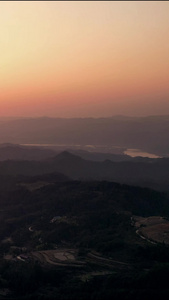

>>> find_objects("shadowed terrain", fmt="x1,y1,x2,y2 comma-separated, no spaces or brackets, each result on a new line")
0,149,169,191
0,179,169,299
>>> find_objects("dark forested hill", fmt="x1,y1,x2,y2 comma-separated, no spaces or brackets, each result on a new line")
0,151,169,191
0,179,169,299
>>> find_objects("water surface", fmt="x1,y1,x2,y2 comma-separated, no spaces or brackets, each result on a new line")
124,148,160,158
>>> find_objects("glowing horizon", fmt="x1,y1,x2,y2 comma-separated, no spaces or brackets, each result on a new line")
0,1,169,117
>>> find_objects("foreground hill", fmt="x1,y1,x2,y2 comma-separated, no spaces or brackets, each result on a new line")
1,179,169,299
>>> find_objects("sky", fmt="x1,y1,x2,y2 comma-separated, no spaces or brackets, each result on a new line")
0,1,169,118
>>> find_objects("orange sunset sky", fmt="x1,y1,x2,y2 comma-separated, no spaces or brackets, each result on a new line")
0,1,169,117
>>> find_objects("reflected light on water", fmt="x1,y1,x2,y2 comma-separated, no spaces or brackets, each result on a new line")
124,149,161,158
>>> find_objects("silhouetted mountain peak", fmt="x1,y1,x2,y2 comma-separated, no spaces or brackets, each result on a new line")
53,151,83,162
103,159,113,165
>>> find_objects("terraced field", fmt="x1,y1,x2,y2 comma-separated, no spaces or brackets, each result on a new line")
30,249,85,268
28,248,133,273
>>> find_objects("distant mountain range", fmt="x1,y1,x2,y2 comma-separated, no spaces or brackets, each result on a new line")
0,143,154,162
0,115,169,155
0,143,56,161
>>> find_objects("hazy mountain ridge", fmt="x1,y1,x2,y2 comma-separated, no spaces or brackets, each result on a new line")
0,116,169,155
0,143,57,161
0,143,155,162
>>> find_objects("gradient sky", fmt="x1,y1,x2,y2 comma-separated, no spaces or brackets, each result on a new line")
0,1,169,117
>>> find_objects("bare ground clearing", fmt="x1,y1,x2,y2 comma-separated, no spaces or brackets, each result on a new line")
133,216,169,244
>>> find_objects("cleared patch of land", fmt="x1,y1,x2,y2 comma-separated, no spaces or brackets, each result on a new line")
133,216,169,244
